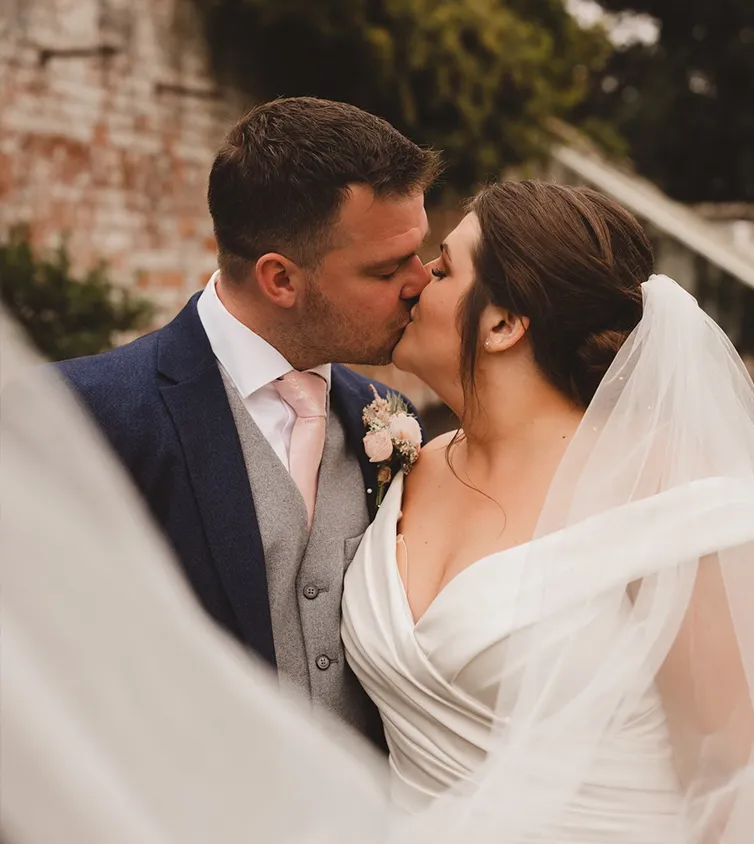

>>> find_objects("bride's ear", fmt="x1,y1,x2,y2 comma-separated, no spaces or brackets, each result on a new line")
481,307,530,354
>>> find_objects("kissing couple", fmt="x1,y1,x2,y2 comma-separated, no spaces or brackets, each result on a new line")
6,97,754,844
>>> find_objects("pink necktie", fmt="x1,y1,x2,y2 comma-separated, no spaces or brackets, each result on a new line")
274,371,328,529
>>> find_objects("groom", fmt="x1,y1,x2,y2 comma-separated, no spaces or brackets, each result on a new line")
58,98,440,746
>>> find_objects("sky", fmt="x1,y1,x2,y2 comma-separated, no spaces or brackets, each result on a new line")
566,0,659,47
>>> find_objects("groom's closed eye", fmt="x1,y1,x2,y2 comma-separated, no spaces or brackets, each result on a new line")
365,253,419,279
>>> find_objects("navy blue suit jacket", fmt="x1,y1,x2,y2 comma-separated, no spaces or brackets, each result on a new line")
58,294,423,676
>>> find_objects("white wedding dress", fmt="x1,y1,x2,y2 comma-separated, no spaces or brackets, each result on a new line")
344,471,708,840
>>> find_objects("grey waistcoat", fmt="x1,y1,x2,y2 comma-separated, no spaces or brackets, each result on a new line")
221,370,376,734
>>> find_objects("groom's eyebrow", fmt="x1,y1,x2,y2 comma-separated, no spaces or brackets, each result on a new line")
365,252,419,272
364,225,431,273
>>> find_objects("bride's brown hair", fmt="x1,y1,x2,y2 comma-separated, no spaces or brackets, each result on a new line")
459,181,653,413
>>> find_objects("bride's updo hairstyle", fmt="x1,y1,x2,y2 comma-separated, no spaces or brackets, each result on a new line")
462,181,654,408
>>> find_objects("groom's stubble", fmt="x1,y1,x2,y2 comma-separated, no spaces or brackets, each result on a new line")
283,272,408,368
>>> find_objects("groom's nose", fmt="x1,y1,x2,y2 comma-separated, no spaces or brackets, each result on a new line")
400,257,431,300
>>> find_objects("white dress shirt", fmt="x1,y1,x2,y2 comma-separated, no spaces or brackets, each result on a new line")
197,272,332,472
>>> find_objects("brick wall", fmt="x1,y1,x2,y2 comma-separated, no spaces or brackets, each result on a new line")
0,0,242,323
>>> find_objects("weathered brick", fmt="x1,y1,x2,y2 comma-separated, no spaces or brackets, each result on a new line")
0,0,234,323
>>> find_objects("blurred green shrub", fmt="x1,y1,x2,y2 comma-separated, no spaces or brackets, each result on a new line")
0,226,155,361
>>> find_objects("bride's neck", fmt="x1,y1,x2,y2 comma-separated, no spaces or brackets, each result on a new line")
461,371,583,466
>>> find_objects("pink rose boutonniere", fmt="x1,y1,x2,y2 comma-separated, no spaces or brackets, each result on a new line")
362,385,422,506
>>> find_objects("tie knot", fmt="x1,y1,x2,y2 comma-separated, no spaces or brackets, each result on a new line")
275,371,328,419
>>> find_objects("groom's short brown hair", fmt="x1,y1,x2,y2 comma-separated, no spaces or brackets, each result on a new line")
208,97,441,282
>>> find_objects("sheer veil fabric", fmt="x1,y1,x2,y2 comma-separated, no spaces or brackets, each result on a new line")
3,274,754,843
402,274,754,843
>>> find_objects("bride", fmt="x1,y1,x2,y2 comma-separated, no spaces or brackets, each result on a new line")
342,180,754,841
4,180,754,844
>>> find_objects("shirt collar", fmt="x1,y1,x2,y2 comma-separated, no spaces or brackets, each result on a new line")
197,271,332,398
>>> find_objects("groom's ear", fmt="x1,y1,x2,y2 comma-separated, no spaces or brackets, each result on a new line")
255,253,305,308
481,306,530,354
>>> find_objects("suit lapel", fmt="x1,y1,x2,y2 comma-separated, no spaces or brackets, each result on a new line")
156,296,276,667
330,366,382,520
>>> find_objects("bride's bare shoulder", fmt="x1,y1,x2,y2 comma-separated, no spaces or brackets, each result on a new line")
422,429,460,455
407,430,460,483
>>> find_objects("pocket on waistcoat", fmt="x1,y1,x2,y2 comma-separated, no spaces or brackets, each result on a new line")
343,533,366,570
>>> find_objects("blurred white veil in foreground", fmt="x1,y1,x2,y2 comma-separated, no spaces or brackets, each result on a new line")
0,307,389,844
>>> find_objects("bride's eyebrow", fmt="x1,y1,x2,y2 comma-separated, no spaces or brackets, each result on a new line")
440,242,453,267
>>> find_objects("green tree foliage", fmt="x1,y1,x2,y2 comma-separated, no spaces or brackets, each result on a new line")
0,227,155,361
575,0,754,202
195,0,610,190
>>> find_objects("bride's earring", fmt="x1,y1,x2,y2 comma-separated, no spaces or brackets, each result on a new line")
484,339,491,349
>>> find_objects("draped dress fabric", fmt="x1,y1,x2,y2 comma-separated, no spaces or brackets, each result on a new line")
342,473,691,841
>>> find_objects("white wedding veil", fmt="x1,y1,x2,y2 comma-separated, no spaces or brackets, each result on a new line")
3,274,754,844
402,274,754,843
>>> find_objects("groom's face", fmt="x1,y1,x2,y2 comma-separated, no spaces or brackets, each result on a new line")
300,185,430,366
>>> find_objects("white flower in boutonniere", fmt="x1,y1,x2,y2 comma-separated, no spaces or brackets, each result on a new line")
362,385,422,506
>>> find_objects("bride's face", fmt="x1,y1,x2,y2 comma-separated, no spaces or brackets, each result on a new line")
392,213,481,400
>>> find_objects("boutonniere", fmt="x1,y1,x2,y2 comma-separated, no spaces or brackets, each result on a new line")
362,385,422,506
